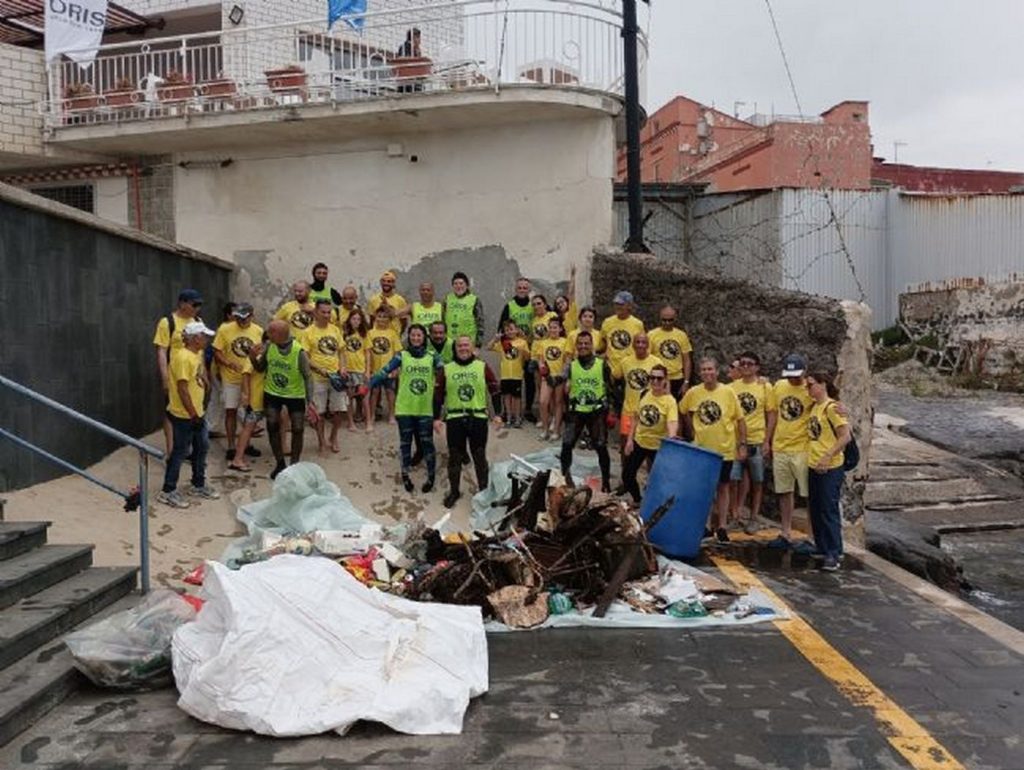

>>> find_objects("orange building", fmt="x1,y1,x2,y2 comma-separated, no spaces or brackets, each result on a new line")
617,95,872,192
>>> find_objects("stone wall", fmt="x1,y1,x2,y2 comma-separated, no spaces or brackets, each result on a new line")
591,247,873,541
0,43,46,161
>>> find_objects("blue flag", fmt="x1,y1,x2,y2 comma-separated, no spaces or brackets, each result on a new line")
328,0,366,30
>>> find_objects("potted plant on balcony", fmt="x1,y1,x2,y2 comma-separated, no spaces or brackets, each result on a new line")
64,82,99,111
158,71,194,101
264,64,307,92
199,72,237,98
104,77,139,108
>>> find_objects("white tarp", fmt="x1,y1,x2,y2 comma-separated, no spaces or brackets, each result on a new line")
45,0,109,66
172,556,488,736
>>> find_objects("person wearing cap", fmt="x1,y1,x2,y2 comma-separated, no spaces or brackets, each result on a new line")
647,305,692,400
274,281,316,332
728,351,776,532
158,320,221,508
255,319,320,479
228,332,268,473
599,291,645,367
309,262,343,307
367,271,408,336
212,302,264,465
154,289,204,456
443,271,483,347
302,298,347,454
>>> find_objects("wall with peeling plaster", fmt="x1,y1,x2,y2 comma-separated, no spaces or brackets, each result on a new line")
169,114,612,320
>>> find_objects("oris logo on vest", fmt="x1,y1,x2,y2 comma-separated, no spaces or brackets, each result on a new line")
49,0,106,27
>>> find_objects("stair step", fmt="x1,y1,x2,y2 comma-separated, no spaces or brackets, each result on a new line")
0,546,94,611
0,567,138,671
0,593,138,747
0,522,49,562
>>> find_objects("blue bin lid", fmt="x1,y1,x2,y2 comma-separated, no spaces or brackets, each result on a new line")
659,437,725,460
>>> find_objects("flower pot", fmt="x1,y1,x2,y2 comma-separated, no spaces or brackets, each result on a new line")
199,79,237,98
391,56,432,79
104,89,139,107
265,69,307,91
158,83,194,101
66,95,99,111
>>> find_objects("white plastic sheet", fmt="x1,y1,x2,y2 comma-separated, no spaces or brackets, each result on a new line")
172,556,488,737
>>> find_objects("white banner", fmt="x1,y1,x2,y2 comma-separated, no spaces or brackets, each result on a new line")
45,0,110,67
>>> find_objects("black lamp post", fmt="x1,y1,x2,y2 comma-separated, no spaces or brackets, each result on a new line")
621,0,649,253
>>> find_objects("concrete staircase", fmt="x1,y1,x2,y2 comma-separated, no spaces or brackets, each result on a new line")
0,521,137,746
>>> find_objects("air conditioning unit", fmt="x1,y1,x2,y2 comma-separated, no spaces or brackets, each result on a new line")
696,120,709,138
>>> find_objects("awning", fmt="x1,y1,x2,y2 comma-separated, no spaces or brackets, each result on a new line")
0,0,154,46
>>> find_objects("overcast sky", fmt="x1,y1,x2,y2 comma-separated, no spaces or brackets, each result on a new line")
642,0,1024,171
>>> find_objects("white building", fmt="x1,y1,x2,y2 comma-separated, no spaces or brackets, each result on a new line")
0,0,648,316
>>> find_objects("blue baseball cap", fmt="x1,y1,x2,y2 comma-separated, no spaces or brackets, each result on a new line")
781,354,806,377
178,288,203,303
613,290,634,305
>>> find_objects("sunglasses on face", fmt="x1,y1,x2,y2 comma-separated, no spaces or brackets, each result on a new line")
660,318,675,323
650,375,666,381
740,359,757,366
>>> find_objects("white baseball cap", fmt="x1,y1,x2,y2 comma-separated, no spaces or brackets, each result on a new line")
183,320,216,337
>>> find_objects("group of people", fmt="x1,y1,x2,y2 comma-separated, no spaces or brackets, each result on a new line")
152,262,853,572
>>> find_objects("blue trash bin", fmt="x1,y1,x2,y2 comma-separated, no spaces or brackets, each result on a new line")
639,438,723,559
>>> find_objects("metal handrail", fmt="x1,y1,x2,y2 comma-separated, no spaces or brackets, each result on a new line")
0,373,163,593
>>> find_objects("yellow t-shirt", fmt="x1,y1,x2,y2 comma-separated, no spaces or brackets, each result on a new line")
809,400,848,470
634,391,679,451
367,292,408,335
647,328,693,380
336,304,357,330
612,354,664,415
679,383,743,461
343,332,370,374
152,312,193,353
771,379,815,453
537,337,570,377
491,338,529,381
212,320,264,385
167,348,206,419
530,311,558,342
302,322,343,379
368,326,402,372
562,301,579,334
565,328,602,358
275,300,315,332
599,314,645,364
729,379,774,445
241,359,266,412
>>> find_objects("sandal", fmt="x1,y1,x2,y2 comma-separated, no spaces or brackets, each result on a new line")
227,462,252,472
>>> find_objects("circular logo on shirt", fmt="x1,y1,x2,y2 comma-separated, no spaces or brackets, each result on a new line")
503,345,520,360
697,399,722,426
611,329,632,350
371,336,391,355
658,339,680,360
533,323,549,339
317,336,339,355
780,396,804,421
576,389,598,406
346,336,363,352
638,403,662,427
545,345,562,362
457,384,475,403
409,378,428,395
290,310,313,329
271,373,289,390
738,392,757,415
626,368,650,391
808,415,822,440
230,336,254,358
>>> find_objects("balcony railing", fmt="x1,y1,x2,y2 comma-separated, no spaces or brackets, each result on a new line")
46,0,647,129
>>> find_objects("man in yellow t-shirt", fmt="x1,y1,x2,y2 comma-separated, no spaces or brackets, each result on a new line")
303,299,347,453
159,321,220,509
336,285,360,330
368,306,404,426
728,351,776,530
610,333,663,442
599,290,645,367
647,305,693,400
367,270,409,336
274,281,316,332
212,302,264,462
679,357,747,542
153,288,204,455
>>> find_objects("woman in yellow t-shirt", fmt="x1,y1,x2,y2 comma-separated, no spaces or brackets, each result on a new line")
806,371,851,572
343,308,373,432
554,264,579,334
535,316,568,441
565,306,602,362
623,364,678,502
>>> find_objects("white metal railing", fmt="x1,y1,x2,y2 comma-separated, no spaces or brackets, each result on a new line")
47,0,647,129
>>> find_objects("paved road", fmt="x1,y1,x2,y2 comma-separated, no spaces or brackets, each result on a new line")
2,543,1022,770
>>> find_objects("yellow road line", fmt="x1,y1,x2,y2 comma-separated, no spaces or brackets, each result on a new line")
711,555,964,770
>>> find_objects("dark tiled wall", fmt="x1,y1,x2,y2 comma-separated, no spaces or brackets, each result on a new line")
0,199,231,490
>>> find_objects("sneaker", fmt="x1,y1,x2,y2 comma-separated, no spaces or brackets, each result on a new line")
791,540,819,557
270,460,287,480
743,520,761,535
443,490,461,509
189,485,221,500
512,417,523,429
703,528,714,540
715,527,730,543
822,556,840,572
421,479,434,494
765,535,791,550
402,475,414,493
158,490,190,509
244,445,262,458
539,429,550,441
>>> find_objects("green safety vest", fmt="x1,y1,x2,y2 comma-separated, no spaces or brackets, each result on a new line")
395,351,435,417
569,358,606,413
431,338,455,364
506,299,534,339
265,341,305,398
444,359,487,417
411,302,443,328
445,292,478,342
308,285,334,305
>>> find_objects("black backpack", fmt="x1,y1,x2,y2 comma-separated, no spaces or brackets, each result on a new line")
826,401,860,472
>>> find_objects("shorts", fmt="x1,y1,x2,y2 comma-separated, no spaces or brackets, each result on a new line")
500,379,522,398
669,379,686,400
242,406,264,425
543,374,565,389
373,377,396,392
730,444,765,483
717,462,733,485
222,382,242,410
312,380,349,414
774,450,809,496
347,372,368,389
263,393,306,416
619,413,635,438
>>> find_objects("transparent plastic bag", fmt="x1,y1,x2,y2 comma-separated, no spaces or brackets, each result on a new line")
64,589,197,690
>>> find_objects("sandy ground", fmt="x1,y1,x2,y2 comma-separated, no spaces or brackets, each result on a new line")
2,419,561,590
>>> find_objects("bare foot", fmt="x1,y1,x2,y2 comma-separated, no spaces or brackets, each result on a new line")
365,426,374,434
388,417,397,426
331,441,341,453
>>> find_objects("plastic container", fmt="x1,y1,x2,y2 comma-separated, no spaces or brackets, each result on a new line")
639,438,723,559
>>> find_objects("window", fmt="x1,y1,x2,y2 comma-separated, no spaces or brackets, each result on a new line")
31,184,95,214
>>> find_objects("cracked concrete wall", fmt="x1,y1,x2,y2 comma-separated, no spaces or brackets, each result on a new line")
591,247,872,542
170,114,613,319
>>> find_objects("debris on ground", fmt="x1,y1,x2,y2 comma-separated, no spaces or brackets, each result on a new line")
874,359,963,397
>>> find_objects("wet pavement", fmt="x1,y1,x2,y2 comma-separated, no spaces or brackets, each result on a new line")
944,529,1024,631
2,541,1023,770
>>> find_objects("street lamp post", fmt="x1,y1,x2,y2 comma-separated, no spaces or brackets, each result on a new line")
622,0,649,253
